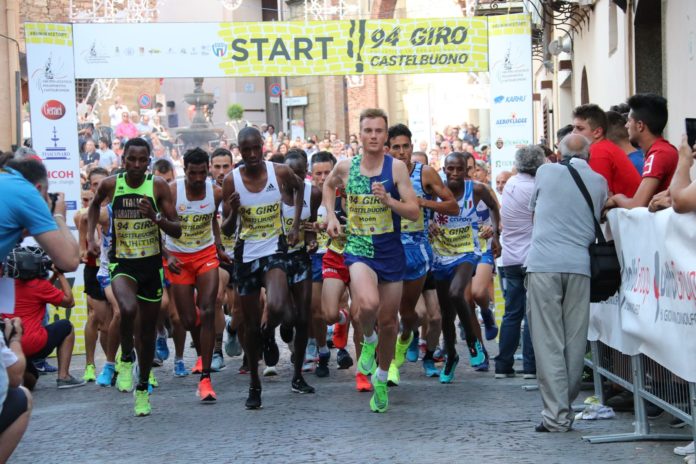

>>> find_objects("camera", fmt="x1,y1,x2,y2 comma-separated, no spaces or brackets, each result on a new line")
3,246,52,280
48,192,59,214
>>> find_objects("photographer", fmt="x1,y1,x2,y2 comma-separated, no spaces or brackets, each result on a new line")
0,318,32,463
3,247,84,390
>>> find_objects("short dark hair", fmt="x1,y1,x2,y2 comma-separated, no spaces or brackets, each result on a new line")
609,102,630,116
556,124,574,141
99,136,111,148
152,158,173,174
267,124,275,131
268,153,285,163
573,104,607,135
412,151,428,164
211,147,232,162
123,137,151,157
445,151,474,168
6,157,47,185
311,150,336,167
88,166,109,181
605,110,629,142
183,148,209,169
387,124,412,145
627,93,668,135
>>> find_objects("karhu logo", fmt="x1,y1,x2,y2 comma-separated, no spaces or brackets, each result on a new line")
266,183,277,192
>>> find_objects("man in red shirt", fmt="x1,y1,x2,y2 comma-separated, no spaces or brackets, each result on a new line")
605,93,678,210
572,104,641,197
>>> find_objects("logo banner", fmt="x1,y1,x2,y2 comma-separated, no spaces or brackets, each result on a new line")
72,19,488,78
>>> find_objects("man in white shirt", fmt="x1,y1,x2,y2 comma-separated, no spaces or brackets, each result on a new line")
108,96,129,129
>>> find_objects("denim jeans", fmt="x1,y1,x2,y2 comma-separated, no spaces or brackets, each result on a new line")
494,265,535,374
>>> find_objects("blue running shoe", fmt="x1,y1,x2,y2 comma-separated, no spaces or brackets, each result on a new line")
174,359,190,377
96,363,116,386
469,341,485,367
474,350,490,372
423,359,439,377
406,333,420,363
33,359,58,375
156,336,170,361
480,308,499,340
439,355,459,384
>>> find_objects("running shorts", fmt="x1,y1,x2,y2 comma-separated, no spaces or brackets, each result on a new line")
234,253,286,296
284,251,311,285
311,253,324,283
110,259,164,302
84,265,106,301
403,242,433,282
322,249,350,285
164,244,219,286
219,260,236,288
432,253,480,282
344,248,405,283
479,249,495,267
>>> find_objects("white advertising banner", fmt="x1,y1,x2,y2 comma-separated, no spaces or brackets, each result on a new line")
487,14,534,187
588,209,696,382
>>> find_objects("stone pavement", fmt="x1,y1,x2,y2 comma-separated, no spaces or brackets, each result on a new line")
10,335,690,464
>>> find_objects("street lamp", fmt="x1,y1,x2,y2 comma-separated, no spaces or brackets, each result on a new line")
0,31,22,147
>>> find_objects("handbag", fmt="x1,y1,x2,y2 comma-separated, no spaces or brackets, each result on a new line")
565,162,621,302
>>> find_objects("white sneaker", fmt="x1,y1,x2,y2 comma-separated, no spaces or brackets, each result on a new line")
263,366,278,377
674,441,695,456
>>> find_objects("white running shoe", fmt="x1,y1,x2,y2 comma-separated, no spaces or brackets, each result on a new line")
674,441,694,456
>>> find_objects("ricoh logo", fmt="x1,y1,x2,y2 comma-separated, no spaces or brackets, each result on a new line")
48,170,74,179
41,100,66,120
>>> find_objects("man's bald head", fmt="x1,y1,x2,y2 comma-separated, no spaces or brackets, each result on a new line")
238,126,263,144
559,133,590,161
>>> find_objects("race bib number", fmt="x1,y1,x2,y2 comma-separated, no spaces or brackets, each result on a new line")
239,202,282,241
114,218,160,258
401,209,425,233
221,231,235,254
283,216,306,251
347,194,394,236
172,213,214,249
432,226,474,256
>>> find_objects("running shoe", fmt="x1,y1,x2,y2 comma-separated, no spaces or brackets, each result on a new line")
494,372,516,379
394,332,413,368
191,356,203,374
117,361,134,392
315,351,330,378
326,324,334,349
96,363,116,387
57,375,87,389
406,332,420,363
263,366,278,376
355,372,373,392
174,360,190,377
134,389,151,417
357,337,378,375
480,307,499,340
418,339,427,360
211,352,226,372
370,375,389,413
332,309,349,349
433,347,445,363
155,335,170,361
423,359,440,378
474,347,490,372
439,354,459,384
148,370,158,388
152,356,163,367
305,338,318,361
387,363,400,387
197,377,217,403
468,341,485,367
262,330,280,367
674,441,694,456
302,359,316,373
291,377,316,394
33,359,58,375
336,348,354,369
83,363,97,382
225,318,243,357
245,387,262,409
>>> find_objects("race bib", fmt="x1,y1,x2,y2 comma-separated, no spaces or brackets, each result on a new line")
346,194,394,236
283,216,306,251
172,213,214,249
432,226,474,256
328,234,347,254
114,218,160,258
401,209,425,233
239,202,282,241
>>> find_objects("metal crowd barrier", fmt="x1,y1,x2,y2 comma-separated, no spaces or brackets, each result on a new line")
581,340,696,445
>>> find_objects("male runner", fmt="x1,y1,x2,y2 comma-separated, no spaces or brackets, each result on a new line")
323,108,419,413
431,152,500,384
87,138,181,416
221,127,305,409
387,124,458,386
163,148,227,402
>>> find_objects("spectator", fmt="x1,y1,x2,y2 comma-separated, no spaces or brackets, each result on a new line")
97,137,118,170
495,170,512,195
494,146,545,379
0,156,79,269
555,124,574,160
108,96,129,129
473,160,489,183
463,126,479,147
605,110,643,175
114,112,137,141
112,138,124,160
80,139,99,171
572,104,641,197
418,140,428,152
439,140,452,156
525,133,608,432
136,114,153,138
668,135,696,213
263,124,276,143
0,318,32,463
3,247,84,390
605,93,678,210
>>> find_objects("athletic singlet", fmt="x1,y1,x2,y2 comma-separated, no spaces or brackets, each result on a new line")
97,205,112,277
476,199,492,253
315,204,329,254
327,194,348,254
345,155,401,259
165,178,216,253
110,173,161,262
233,161,285,263
401,161,431,246
282,179,312,254
432,179,480,265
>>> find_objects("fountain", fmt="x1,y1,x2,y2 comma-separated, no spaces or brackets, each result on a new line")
176,77,225,150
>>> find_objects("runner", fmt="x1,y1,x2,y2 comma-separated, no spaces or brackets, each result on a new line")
323,108,419,413
163,148,227,403
87,138,181,416
431,151,500,384
386,124,459,386
221,127,305,409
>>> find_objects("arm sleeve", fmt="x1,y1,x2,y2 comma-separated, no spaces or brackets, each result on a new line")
588,152,614,192
642,153,666,180
15,184,58,236
38,279,66,306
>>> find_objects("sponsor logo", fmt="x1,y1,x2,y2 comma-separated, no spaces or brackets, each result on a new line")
200,203,210,209
492,44,529,84
41,126,70,160
212,43,228,58
47,170,75,179
81,41,111,64
31,54,72,94
493,137,531,150
495,113,528,126
494,95,526,104
493,95,505,104
265,183,277,192
41,100,66,120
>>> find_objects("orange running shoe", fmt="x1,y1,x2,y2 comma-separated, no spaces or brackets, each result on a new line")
191,356,203,374
355,372,373,392
332,309,349,349
197,377,217,403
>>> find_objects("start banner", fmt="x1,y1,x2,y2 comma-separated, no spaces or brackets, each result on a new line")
588,208,696,382
69,18,488,78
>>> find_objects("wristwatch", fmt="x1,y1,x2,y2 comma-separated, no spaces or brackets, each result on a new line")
154,213,162,224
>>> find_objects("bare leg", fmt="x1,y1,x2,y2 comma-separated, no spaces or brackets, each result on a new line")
104,286,121,363
398,276,426,342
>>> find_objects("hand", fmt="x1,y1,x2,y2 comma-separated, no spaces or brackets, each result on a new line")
371,181,391,206
303,221,318,232
307,240,318,254
87,237,100,258
326,216,341,239
216,246,232,265
51,265,64,276
227,191,241,215
138,196,157,221
167,255,182,275
479,225,493,240
50,192,67,217
648,190,672,213
428,222,442,239
491,236,502,259
678,134,696,167
287,226,300,247
417,197,427,208
5,317,23,341
601,196,618,221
